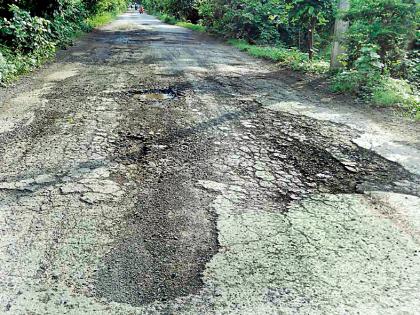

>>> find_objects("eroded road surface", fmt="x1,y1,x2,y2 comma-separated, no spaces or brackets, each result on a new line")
1,12,420,314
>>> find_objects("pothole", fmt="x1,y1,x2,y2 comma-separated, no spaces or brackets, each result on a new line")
107,87,183,107
128,87,180,102
112,133,152,164
112,132,173,165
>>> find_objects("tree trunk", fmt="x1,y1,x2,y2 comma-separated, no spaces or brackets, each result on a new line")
330,0,350,70
298,29,301,50
379,45,387,74
308,18,316,60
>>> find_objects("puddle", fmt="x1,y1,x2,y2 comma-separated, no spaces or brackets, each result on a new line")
137,92,173,101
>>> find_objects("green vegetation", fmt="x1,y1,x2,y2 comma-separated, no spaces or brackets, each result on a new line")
372,78,419,118
176,21,206,32
87,11,118,28
154,12,178,25
0,0,130,84
154,12,206,31
332,0,419,117
228,39,329,73
1,0,418,118
144,0,419,118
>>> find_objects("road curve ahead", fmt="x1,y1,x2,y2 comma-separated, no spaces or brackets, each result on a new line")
1,12,419,314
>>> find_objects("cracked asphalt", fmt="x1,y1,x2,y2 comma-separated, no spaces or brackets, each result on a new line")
1,12,420,314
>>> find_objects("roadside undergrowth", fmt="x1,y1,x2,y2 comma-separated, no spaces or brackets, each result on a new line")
0,3,127,85
154,13,206,32
87,11,119,28
228,39,329,74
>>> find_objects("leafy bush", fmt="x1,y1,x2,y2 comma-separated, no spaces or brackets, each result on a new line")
344,0,417,72
0,5,55,53
0,3,91,52
147,0,336,48
398,50,420,86
0,44,55,83
331,45,383,94
143,0,198,21
0,4,71,83
372,77,418,110
86,11,117,27
176,21,206,32
220,0,282,44
155,13,178,25
332,48,419,118
330,70,362,93
0,50,16,83
84,0,130,14
0,0,61,19
50,2,91,48
196,0,226,33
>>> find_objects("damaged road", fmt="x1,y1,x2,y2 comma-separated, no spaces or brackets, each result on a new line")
0,12,419,314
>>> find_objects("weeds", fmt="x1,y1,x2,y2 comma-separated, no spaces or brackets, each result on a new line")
176,22,206,32
87,12,117,28
372,78,419,117
228,39,329,74
154,13,206,32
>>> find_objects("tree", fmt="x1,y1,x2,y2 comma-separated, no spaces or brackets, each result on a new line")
285,0,334,60
0,0,61,18
344,0,417,71
330,0,349,69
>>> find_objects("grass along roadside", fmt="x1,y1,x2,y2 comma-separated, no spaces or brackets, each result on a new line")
176,21,206,32
87,11,120,28
227,39,329,74
371,78,419,119
154,13,206,32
